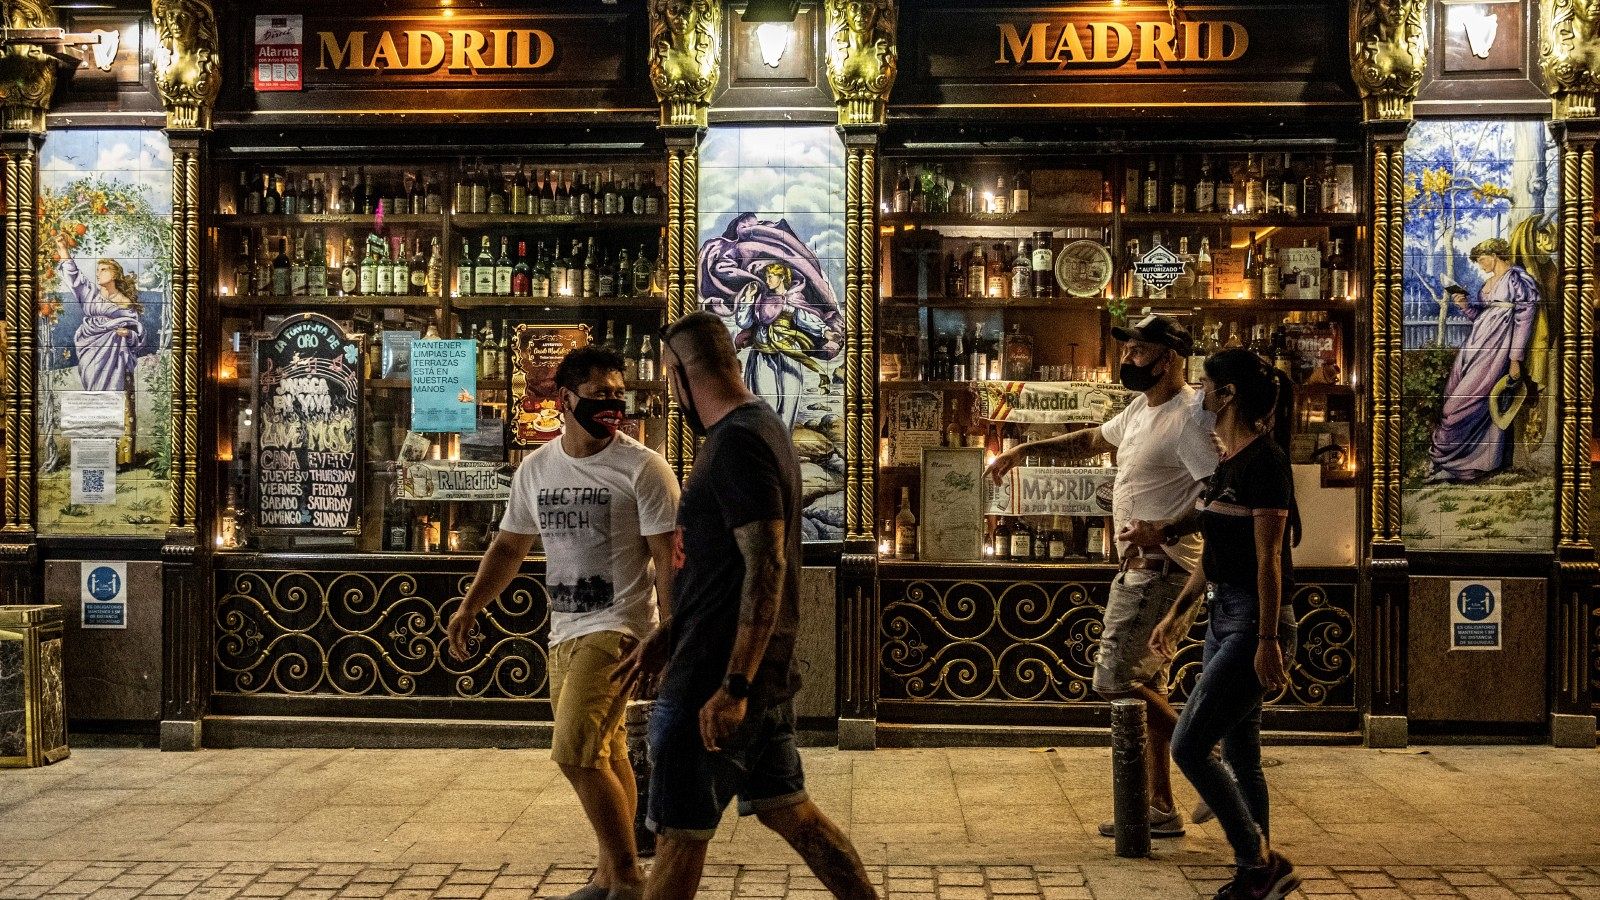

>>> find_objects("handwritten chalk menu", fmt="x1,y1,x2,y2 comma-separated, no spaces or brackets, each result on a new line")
253,313,363,534
511,323,590,448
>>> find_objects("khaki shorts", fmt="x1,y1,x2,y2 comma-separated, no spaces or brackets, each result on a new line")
549,630,632,769
1093,569,1193,695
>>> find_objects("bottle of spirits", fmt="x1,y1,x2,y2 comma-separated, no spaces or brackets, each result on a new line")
289,232,308,295
279,177,296,216
985,243,1006,299
951,331,968,382
510,163,528,215
1010,516,1034,560
337,238,356,296
1173,236,1195,301
374,237,394,296
1031,232,1054,299
1196,237,1214,301
893,164,911,213
614,247,630,297
582,237,599,296
991,174,1009,215
1328,238,1351,301
235,169,253,214
1086,519,1106,562
1242,153,1264,214
233,236,254,296
637,330,656,382
1242,231,1260,301
1301,156,1320,214
1264,154,1283,215
967,244,987,299
1319,155,1339,215
389,238,408,296
539,169,558,216
993,518,1013,560
1142,158,1160,214
633,244,653,296
1047,517,1069,560
970,324,989,383
263,172,282,215
532,241,551,297
1194,155,1216,213
474,235,496,296
1281,153,1300,216
512,241,531,297
895,487,918,559
1216,158,1237,213
468,160,487,214
409,239,427,296
426,237,444,297
272,237,291,296
579,170,597,216
1169,155,1188,213
452,237,472,297
621,323,638,379
1011,239,1032,300
1004,323,1034,380
1011,169,1030,213
557,170,574,216
596,248,616,298
601,168,620,215
495,237,513,297
1261,238,1282,300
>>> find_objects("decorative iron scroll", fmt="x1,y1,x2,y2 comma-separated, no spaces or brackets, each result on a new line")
215,567,549,699
880,575,1355,708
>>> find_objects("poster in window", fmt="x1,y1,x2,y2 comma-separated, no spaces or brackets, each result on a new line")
918,447,986,562
252,313,362,534
511,323,589,447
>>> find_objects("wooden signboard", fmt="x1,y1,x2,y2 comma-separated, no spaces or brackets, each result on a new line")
253,313,363,535
511,323,589,447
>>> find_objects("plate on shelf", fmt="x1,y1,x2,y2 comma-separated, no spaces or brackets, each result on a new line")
1055,240,1112,298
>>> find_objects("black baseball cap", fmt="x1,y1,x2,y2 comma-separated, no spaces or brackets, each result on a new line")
1111,314,1194,357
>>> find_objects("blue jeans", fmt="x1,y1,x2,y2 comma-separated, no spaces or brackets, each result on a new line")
1171,582,1294,867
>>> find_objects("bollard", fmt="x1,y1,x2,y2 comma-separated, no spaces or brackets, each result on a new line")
1110,696,1150,858
625,699,655,857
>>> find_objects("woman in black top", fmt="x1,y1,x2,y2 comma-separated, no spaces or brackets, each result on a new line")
1149,349,1301,900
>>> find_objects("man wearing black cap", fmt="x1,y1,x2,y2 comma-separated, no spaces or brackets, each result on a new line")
989,313,1219,837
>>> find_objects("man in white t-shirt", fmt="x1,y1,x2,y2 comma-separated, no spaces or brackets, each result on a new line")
447,345,678,900
989,314,1218,838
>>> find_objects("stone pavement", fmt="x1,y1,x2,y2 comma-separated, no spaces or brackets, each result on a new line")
1,745,1598,898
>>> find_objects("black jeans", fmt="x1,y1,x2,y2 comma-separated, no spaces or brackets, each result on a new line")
1171,582,1294,867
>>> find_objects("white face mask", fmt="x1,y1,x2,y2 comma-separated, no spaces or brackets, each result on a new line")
1191,388,1218,431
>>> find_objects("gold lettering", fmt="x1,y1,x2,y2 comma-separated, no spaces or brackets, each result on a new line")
1137,20,1176,62
1053,23,1087,63
406,30,446,71
517,29,555,68
1218,21,1248,62
1090,22,1131,63
996,22,1054,64
1180,21,1203,62
488,29,512,68
449,29,489,70
368,31,403,69
318,31,368,70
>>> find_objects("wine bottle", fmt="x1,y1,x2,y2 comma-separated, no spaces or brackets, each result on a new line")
409,238,427,296
512,240,531,297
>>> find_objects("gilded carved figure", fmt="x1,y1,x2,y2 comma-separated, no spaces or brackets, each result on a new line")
0,0,60,131
152,0,221,128
648,0,718,126
824,0,897,125
1542,0,1600,116
1350,0,1427,119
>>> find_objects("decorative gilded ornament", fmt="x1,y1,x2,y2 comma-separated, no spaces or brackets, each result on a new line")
648,0,719,128
0,0,60,133
824,0,897,127
1350,0,1427,121
152,0,221,130
1541,0,1600,118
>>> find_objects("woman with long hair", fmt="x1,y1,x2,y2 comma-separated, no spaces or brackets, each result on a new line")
54,234,145,393
1147,348,1301,899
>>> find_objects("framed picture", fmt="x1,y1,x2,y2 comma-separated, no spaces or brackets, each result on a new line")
919,446,986,562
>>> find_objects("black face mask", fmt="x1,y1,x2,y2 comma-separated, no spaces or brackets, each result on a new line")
1119,358,1164,392
567,392,627,439
673,364,708,437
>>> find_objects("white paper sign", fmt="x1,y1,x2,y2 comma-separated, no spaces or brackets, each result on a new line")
81,561,128,629
58,391,126,437
1449,579,1502,651
70,438,118,504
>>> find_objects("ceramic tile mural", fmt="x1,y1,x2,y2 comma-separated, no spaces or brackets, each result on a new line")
36,130,174,537
1401,120,1557,551
698,127,846,540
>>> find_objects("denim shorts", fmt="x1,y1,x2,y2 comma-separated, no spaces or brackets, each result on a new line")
1094,569,1190,695
646,696,808,840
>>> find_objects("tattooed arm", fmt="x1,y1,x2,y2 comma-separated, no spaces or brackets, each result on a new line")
700,518,786,752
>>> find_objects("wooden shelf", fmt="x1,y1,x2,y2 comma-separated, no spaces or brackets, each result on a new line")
881,380,976,391
883,296,1356,313
450,213,665,229
1120,212,1362,228
216,213,442,226
883,296,1104,309
883,212,1109,229
452,294,665,309
218,294,443,309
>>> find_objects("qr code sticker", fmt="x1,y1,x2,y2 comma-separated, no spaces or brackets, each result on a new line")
82,470,104,494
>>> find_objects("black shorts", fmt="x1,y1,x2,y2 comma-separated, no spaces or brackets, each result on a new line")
645,695,808,840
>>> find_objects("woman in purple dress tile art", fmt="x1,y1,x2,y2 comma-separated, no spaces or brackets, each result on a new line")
1426,237,1538,483
54,233,145,395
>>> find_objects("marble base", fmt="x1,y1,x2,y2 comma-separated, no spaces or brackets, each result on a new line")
1550,712,1597,748
1364,713,1409,748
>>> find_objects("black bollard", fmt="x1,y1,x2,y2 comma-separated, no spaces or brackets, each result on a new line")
625,699,655,857
1110,696,1151,858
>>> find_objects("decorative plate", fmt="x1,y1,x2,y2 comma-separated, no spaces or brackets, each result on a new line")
1055,240,1113,298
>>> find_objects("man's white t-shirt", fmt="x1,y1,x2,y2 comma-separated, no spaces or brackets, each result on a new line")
500,433,680,647
1098,386,1220,573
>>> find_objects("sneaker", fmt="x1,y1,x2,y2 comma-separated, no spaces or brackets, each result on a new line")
1226,851,1299,900
1097,806,1186,838
1192,798,1215,824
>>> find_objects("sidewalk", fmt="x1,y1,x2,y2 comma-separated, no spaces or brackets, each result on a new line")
1,745,1597,898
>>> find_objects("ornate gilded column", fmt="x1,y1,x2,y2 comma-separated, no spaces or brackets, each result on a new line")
153,0,220,752
1541,0,1600,747
826,0,896,750
648,0,717,479
1351,0,1425,748
0,0,59,602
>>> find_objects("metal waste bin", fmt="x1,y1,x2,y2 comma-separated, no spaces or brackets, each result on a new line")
0,605,69,767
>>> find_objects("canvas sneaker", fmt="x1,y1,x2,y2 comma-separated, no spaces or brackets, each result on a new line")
1097,806,1186,838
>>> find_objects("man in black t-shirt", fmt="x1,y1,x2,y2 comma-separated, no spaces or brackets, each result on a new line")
615,312,874,900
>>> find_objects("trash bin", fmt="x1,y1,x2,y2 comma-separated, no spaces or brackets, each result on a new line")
0,605,69,767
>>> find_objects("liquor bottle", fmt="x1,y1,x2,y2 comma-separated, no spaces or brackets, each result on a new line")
596,247,616,298
576,170,594,216
242,169,263,215
282,175,299,215
289,232,308,295
533,241,552,297
1196,237,1214,300
1244,153,1265,215
644,173,663,216
263,173,282,215
613,246,630,297
1010,516,1034,560
357,166,374,214
1242,231,1260,301
992,174,1008,215
1216,158,1237,213
987,243,1007,299
511,163,529,215
474,236,496,296
582,237,598,296
1328,238,1351,301
372,237,392,296
403,172,421,214
271,237,291,296
539,169,558,216
233,237,254,296
970,324,989,382
1281,153,1300,216
1319,155,1339,215
451,237,471,297
1173,236,1195,301
1224,321,1244,350
1122,238,1143,301
632,245,653,296
1261,238,1282,300
512,240,531,297
895,487,918,559
1142,158,1160,214
600,168,619,215
487,165,508,215
1170,156,1188,213
550,241,569,296
1031,232,1055,299
1086,519,1106,562
234,169,252,214
626,172,644,216
556,170,572,216
637,330,656,382
1264,154,1283,215
1301,157,1321,214
333,238,353,295
1011,239,1032,299
1004,323,1034,380
426,237,444,297
470,160,489,214
951,331,968,382
1011,168,1030,213
1047,517,1068,560
993,517,1013,560
409,239,427,296
421,174,441,215
893,164,911,213
1186,323,1207,383
967,245,987,299
390,238,408,296
494,237,513,297
620,323,639,380
1194,155,1216,213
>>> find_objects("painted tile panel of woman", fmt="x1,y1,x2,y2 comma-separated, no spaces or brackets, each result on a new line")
53,234,145,393
1426,237,1537,483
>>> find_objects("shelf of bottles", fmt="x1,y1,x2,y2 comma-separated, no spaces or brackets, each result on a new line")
212,157,669,556
878,149,1364,565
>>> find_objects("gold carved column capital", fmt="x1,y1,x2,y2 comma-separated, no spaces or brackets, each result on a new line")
824,0,897,128
152,0,222,131
1542,0,1600,120
1350,0,1427,122
0,0,60,134
648,0,720,129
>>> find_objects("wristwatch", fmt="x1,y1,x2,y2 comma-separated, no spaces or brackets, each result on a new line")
722,673,751,699
1160,522,1179,546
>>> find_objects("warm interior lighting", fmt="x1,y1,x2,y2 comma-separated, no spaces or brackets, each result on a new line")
755,22,791,67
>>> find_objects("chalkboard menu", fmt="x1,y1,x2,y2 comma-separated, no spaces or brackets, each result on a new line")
252,313,363,535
